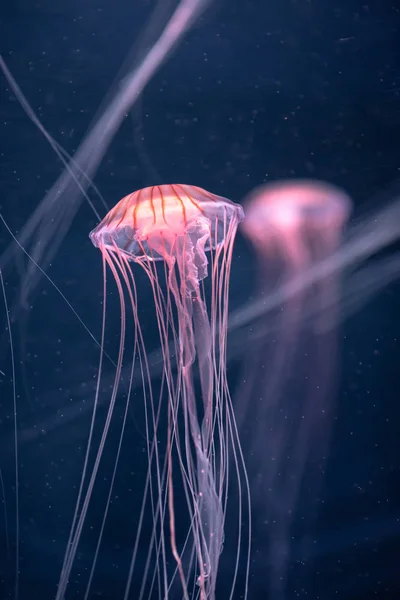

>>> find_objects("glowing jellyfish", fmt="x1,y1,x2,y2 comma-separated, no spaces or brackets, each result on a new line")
238,180,352,599
55,184,249,600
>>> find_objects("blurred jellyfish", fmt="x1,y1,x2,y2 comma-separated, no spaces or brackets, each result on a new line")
55,184,250,600
238,180,352,599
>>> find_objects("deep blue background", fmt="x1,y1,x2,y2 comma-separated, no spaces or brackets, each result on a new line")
0,0,400,599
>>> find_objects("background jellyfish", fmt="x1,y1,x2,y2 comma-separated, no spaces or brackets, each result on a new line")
237,180,352,599
54,184,250,600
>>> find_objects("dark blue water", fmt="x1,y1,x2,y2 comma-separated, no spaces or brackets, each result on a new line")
0,1,399,599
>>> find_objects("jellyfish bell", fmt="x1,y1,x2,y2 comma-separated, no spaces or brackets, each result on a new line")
90,184,243,287
242,179,352,235
242,179,352,270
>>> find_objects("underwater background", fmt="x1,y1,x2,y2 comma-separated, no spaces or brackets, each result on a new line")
0,0,400,598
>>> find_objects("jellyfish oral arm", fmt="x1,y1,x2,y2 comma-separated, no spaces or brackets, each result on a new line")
163,249,223,598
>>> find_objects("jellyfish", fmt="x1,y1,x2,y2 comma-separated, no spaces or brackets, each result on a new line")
54,184,250,600
237,180,352,599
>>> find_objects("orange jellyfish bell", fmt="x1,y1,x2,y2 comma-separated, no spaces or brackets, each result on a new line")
90,184,244,284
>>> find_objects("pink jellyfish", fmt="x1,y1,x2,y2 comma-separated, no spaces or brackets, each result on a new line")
238,180,351,599
56,184,250,600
